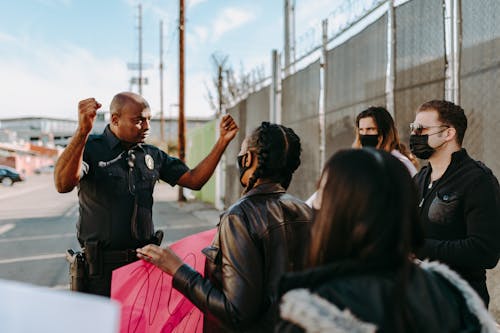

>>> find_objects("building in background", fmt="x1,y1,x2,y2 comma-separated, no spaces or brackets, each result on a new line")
0,114,210,174
0,117,77,148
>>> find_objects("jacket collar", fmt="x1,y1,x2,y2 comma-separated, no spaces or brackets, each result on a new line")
102,125,144,152
421,148,469,178
279,259,398,296
450,148,468,165
102,125,122,150
243,182,286,198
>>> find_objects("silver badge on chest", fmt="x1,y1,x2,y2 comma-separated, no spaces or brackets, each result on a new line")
145,154,154,170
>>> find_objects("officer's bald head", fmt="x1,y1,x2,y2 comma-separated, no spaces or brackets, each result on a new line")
110,92,150,117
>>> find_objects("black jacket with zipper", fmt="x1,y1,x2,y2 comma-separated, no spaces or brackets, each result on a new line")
414,149,500,305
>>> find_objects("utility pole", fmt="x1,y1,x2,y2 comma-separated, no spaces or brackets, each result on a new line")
284,0,295,76
138,4,143,94
178,0,186,201
159,20,165,143
128,5,150,93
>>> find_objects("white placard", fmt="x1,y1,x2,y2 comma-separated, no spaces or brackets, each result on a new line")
0,279,120,333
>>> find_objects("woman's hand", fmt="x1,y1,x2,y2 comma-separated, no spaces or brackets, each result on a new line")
136,244,184,276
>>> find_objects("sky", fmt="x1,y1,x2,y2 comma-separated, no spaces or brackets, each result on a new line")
0,0,340,121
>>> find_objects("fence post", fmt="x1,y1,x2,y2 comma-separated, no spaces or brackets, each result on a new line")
453,0,462,104
444,0,462,103
215,114,225,210
270,49,282,124
385,0,395,117
319,19,328,170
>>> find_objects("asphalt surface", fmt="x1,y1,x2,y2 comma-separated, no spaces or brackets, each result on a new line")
0,173,219,290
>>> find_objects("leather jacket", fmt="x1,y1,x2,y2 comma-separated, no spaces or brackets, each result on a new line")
173,182,312,332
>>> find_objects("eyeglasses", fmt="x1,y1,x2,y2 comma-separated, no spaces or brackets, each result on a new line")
409,123,449,135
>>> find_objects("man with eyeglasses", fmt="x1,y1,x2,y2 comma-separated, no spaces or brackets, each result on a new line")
409,99,500,307
54,92,238,296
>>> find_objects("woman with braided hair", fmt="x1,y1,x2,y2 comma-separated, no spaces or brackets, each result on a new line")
242,122,302,193
138,121,312,332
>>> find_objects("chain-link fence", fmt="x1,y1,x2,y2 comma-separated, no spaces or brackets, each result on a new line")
219,0,500,204
460,0,500,179
191,0,500,320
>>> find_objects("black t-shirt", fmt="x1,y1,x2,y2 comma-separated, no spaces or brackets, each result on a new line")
77,125,189,250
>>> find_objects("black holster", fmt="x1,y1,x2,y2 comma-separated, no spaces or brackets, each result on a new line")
66,249,86,292
84,240,102,277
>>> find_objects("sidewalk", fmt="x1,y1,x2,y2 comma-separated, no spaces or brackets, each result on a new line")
152,182,222,245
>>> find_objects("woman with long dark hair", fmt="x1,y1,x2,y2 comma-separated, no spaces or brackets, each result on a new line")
353,106,418,175
306,106,416,207
276,149,496,332
137,122,312,332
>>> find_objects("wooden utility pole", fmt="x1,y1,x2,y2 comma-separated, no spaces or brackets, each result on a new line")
159,20,165,143
178,0,186,201
138,4,143,94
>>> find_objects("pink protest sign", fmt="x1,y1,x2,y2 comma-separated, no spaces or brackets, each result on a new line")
111,228,217,333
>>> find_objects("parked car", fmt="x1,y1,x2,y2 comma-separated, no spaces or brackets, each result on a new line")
34,164,55,174
0,165,24,186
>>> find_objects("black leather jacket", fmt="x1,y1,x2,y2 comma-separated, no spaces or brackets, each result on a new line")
414,149,500,305
173,183,312,332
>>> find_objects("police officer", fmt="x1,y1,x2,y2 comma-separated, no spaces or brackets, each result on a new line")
54,92,238,296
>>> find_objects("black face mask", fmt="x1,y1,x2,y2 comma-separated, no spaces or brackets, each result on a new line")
409,134,435,159
360,134,379,148
237,154,250,187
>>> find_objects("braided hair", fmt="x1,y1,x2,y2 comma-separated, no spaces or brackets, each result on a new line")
244,122,301,193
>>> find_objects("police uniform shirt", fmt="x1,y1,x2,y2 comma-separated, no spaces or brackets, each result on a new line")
77,125,189,250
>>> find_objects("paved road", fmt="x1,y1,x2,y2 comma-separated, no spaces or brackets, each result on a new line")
0,174,79,288
0,174,219,290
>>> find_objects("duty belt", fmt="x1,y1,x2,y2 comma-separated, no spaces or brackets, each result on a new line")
102,249,138,264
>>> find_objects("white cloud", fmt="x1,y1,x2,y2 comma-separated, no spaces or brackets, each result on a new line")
123,0,172,22
35,0,72,7
188,0,208,9
0,42,129,120
193,26,209,44
212,7,256,41
0,31,16,43
295,0,340,28
186,25,209,48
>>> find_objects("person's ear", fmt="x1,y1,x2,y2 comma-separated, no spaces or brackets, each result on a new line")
111,114,119,126
445,127,456,142
244,151,253,167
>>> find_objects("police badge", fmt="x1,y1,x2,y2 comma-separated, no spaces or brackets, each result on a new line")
145,154,154,170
